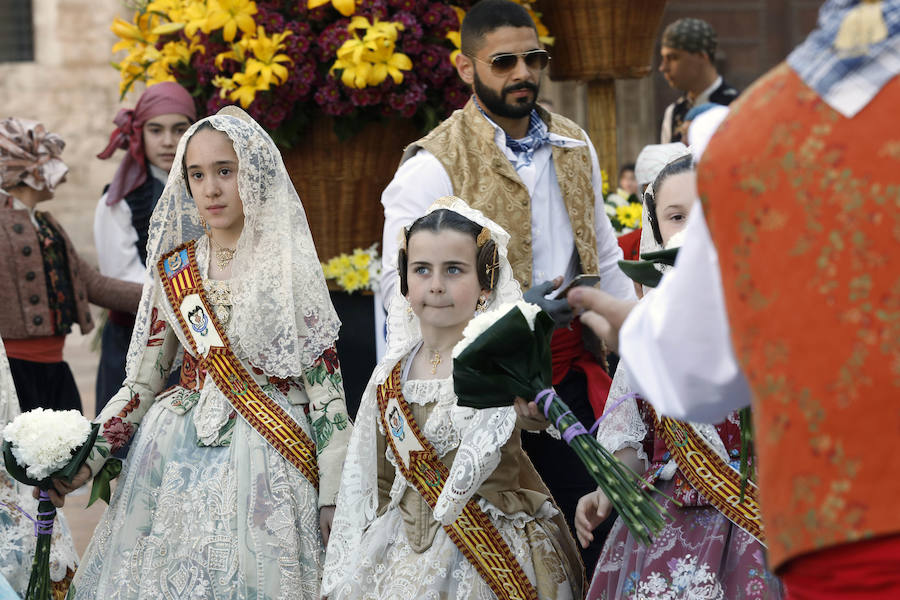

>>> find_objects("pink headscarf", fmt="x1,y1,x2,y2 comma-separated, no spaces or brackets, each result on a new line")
98,81,197,206
0,117,68,192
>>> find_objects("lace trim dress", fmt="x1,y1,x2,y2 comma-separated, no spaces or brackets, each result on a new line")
587,366,781,600
327,353,582,600
69,240,352,600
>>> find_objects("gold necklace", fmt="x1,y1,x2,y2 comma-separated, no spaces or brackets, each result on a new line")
209,235,236,270
429,349,442,374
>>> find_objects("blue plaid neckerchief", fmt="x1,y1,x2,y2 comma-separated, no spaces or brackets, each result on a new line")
473,98,560,171
788,0,900,117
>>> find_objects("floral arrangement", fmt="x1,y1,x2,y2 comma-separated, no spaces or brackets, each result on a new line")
321,243,381,293
110,0,551,146
2,409,98,600
604,191,642,234
452,301,670,544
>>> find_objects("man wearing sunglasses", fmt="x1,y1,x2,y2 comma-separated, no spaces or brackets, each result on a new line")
379,0,637,574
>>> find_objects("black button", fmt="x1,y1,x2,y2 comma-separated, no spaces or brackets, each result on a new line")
85,313,92,323
78,292,85,300
25,271,36,281
12,224,23,234
22,246,31,256
32,315,43,326
29,295,39,305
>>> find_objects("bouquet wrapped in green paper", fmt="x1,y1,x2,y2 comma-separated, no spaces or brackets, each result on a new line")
452,300,669,544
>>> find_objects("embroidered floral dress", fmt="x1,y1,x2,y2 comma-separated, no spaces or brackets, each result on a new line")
69,239,352,600
587,368,781,600
326,350,581,600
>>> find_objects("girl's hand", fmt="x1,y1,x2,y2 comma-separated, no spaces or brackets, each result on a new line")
34,464,92,508
575,488,612,548
513,396,545,422
320,505,336,546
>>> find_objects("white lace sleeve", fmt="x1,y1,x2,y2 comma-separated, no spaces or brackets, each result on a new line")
595,364,649,470
432,405,517,525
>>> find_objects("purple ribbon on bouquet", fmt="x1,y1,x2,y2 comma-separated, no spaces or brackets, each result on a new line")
535,389,641,446
0,489,56,536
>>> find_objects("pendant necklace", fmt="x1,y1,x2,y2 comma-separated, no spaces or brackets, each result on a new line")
429,349,442,374
210,235,236,270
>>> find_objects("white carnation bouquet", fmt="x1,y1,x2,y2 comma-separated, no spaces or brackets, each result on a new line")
2,408,98,600
452,301,670,545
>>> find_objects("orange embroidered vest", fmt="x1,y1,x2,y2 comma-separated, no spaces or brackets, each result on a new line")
699,63,900,570
405,100,599,288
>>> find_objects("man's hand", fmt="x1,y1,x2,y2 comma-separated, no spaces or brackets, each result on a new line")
523,277,573,329
320,505,336,547
574,489,612,548
567,287,637,353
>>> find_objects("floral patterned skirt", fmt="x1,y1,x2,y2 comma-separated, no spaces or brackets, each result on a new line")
588,478,782,600
68,389,323,600
328,502,579,600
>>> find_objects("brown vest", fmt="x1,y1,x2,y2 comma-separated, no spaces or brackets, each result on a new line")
403,100,599,288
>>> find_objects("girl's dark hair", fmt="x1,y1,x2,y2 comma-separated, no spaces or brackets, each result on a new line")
181,120,217,196
618,163,636,177
398,209,499,296
644,154,694,246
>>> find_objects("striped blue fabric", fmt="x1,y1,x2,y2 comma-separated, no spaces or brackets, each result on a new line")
788,0,900,116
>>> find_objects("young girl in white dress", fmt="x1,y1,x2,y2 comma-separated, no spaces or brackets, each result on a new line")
322,197,583,600
52,107,352,599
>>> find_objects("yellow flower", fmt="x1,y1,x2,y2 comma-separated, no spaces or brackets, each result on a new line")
616,203,643,229
245,27,293,87
331,17,412,89
212,74,237,98
339,270,363,292
215,36,253,68
350,248,371,269
228,70,268,107
308,0,357,17
446,30,461,68
205,0,257,42
600,169,610,197
183,0,214,37
357,267,370,287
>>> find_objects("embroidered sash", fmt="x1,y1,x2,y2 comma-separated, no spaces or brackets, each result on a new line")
656,414,765,545
157,241,319,488
376,363,538,600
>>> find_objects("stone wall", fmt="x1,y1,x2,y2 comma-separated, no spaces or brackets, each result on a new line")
0,0,131,263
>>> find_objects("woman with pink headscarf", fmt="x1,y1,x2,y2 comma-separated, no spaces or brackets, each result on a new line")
93,82,197,413
0,118,142,414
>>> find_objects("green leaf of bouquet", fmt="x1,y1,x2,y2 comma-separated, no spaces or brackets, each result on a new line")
2,441,45,487
640,247,679,265
54,423,100,484
87,458,122,508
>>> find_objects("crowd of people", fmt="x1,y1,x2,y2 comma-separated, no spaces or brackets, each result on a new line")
1,0,897,599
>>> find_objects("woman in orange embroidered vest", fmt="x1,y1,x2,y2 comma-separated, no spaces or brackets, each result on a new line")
576,157,782,600
49,108,352,599
323,197,583,599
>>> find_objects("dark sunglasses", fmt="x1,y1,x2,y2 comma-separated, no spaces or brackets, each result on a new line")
470,49,551,75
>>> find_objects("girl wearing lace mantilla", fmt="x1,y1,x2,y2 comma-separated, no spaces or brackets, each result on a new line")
53,107,352,599
322,197,583,600
575,157,781,600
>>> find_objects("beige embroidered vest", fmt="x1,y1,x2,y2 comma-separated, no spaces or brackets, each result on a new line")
402,100,599,288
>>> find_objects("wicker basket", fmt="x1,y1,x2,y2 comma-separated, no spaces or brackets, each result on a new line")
536,0,668,80
282,118,420,262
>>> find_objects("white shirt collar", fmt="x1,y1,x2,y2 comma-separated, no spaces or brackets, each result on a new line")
149,163,169,184
694,75,723,105
473,104,587,164
10,196,39,227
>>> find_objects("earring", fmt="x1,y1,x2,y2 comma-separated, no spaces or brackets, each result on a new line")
476,295,487,313
406,303,414,321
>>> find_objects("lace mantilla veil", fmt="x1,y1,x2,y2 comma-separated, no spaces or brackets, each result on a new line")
321,197,523,594
124,106,340,380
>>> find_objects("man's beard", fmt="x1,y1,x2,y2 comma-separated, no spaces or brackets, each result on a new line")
473,70,539,120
